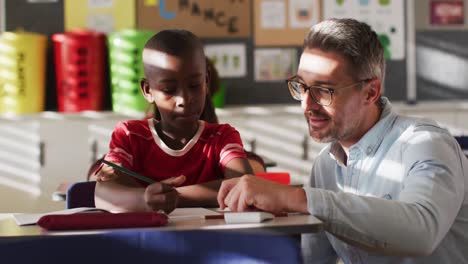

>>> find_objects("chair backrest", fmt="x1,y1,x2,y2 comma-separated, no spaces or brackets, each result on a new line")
0,230,301,264
66,181,96,209
455,136,468,150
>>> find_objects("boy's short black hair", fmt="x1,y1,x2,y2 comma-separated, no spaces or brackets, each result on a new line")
142,29,206,77
144,29,204,57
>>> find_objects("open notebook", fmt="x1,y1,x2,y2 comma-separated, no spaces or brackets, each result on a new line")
13,207,221,226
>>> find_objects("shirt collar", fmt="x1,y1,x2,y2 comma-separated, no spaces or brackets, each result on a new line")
329,97,398,165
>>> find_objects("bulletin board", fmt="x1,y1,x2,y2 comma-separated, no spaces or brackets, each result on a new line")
65,0,136,33
137,0,251,38
415,0,468,30
323,0,406,60
254,0,321,46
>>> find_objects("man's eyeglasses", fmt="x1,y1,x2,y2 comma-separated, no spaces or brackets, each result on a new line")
286,76,367,106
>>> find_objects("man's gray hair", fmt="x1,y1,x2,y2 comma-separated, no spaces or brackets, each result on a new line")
303,18,385,82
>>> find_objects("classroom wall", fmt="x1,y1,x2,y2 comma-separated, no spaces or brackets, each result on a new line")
0,0,4,32
2,0,468,111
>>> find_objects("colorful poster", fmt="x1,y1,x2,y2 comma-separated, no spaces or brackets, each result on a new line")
87,14,114,33
65,0,135,33
323,0,405,60
255,0,322,46
289,0,320,28
260,0,286,29
430,1,464,25
204,44,246,78
254,48,298,81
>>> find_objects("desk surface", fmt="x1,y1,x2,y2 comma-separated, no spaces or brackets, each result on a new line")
0,213,322,238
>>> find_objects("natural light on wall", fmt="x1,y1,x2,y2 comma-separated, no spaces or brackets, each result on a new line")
417,45,468,92
0,122,41,197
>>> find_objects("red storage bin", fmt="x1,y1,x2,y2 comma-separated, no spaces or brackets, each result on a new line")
52,30,107,112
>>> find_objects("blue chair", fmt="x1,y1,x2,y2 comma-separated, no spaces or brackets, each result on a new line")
455,136,468,150
66,181,96,209
0,230,301,264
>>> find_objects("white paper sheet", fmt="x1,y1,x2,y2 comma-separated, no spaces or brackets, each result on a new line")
168,208,221,219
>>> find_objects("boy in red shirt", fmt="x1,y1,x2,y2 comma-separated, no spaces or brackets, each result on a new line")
95,30,253,213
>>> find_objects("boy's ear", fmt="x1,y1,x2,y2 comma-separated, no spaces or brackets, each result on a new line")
140,78,154,103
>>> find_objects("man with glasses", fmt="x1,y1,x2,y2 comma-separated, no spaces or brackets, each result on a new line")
218,18,468,263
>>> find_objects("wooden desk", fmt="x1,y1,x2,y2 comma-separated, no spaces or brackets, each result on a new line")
0,213,322,238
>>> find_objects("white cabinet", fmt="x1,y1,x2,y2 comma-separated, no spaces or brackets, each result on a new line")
0,112,135,213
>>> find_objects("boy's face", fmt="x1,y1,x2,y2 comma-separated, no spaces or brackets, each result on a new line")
141,49,207,132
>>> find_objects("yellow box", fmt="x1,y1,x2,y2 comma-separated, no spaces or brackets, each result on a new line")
65,0,136,33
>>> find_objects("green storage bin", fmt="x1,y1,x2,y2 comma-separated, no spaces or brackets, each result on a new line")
108,29,155,114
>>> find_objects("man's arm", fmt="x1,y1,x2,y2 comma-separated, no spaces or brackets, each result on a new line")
218,132,466,256
218,175,308,213
304,132,466,256
176,157,253,207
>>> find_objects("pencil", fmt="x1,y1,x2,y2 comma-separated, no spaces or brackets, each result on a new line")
101,160,155,184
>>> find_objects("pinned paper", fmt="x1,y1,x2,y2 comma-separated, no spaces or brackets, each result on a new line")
88,0,113,9
261,0,286,29
323,0,405,60
254,48,298,81
145,0,158,6
204,44,247,78
289,0,320,28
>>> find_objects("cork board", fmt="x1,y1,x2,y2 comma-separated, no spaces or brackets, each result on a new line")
137,0,251,38
254,0,321,46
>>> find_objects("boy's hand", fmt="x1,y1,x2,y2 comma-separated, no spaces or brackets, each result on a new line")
143,182,180,214
161,175,186,187
143,175,185,213
95,164,119,182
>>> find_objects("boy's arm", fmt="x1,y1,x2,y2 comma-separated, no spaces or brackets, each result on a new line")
176,157,253,207
94,165,181,213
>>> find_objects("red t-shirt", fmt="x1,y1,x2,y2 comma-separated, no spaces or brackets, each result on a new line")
105,119,247,186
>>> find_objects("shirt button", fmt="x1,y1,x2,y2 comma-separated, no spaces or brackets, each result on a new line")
366,147,372,154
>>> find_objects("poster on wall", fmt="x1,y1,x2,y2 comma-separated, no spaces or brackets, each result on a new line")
323,0,405,60
289,0,320,28
65,0,135,33
430,0,464,25
254,48,298,81
204,44,247,78
261,0,286,29
137,0,251,38
255,0,321,46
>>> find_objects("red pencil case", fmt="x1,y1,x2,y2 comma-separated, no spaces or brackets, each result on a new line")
37,212,168,231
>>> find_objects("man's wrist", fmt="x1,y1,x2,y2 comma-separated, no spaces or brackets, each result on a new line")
284,186,308,213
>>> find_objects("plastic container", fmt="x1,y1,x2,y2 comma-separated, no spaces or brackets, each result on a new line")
52,30,107,112
108,29,154,113
0,31,47,114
